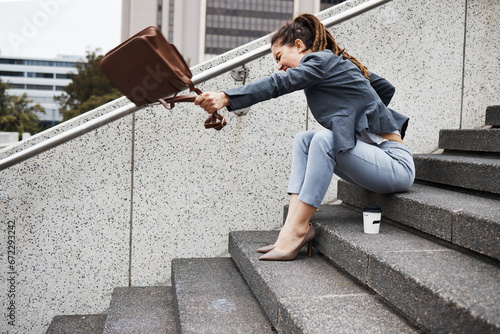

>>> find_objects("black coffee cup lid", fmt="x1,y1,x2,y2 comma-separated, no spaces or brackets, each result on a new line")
363,206,382,213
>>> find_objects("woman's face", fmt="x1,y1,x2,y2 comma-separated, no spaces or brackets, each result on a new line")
271,39,311,72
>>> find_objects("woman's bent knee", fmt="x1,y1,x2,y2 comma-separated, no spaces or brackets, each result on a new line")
292,131,316,154
309,130,335,158
293,131,315,145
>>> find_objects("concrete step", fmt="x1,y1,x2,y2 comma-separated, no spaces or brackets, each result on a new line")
228,231,420,333
171,257,275,333
45,314,106,334
486,105,500,126
413,153,500,194
312,204,500,334
439,128,500,153
102,286,177,334
337,180,500,261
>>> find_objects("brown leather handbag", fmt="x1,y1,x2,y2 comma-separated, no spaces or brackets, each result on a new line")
99,26,226,130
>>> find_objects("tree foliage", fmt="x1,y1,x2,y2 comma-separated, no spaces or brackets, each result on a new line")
0,79,45,137
56,50,122,121
0,79,8,112
57,50,122,122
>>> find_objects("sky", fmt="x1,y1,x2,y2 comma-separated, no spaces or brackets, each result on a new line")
0,0,122,59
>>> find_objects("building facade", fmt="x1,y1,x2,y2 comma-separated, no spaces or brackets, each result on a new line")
122,0,345,66
0,55,80,126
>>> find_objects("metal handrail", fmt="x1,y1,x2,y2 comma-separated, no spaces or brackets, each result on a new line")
0,0,392,171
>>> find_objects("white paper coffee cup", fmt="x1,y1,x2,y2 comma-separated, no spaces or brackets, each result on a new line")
363,206,382,234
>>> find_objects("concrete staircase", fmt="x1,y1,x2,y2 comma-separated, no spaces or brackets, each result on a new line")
46,106,500,333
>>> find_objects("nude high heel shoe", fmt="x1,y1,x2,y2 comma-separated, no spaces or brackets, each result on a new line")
259,223,316,261
256,244,275,253
256,221,313,253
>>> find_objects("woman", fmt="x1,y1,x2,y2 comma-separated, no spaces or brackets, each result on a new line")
194,14,415,261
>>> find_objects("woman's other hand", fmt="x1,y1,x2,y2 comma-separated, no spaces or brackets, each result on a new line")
194,92,231,114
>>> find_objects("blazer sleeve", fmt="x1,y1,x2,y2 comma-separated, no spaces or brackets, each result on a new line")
369,72,395,106
224,53,326,111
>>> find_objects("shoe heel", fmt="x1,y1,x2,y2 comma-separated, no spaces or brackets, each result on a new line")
307,241,313,257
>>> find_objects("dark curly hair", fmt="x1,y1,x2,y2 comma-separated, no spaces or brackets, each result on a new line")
271,13,370,79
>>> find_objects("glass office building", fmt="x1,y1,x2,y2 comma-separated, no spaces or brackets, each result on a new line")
122,0,346,65
204,0,295,55
204,0,345,55
0,55,80,126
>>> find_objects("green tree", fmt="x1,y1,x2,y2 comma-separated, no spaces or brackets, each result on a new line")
0,79,45,138
57,49,122,121
0,79,8,112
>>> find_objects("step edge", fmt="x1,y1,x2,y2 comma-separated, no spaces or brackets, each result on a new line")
312,207,500,333
337,181,500,261
171,256,275,333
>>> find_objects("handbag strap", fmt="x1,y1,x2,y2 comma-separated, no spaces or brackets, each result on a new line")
158,78,227,131
203,111,227,130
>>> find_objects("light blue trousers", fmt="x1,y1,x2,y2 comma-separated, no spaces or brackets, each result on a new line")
288,130,415,208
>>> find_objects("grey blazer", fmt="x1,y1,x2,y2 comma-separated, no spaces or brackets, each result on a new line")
224,49,408,154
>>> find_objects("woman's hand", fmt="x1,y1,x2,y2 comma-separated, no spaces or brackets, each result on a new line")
194,92,231,114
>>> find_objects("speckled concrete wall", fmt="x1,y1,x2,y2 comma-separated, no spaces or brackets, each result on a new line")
0,1,498,332
462,1,500,129
0,98,133,333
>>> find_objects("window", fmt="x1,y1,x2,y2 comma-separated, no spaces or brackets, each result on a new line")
26,84,53,90
8,83,25,89
27,72,54,78
0,58,77,67
0,58,23,65
157,0,163,29
54,61,77,68
26,60,53,66
168,0,175,41
0,71,24,77
56,73,72,79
